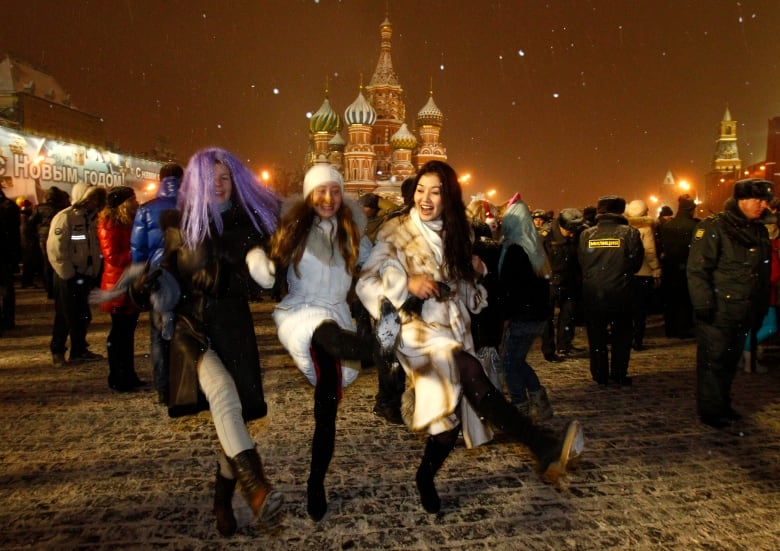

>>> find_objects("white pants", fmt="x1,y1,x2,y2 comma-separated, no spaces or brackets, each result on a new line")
199,348,254,460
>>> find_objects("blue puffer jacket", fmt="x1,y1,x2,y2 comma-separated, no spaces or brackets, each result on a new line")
130,175,180,266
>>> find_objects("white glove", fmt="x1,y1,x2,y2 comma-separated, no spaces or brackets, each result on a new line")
246,247,276,288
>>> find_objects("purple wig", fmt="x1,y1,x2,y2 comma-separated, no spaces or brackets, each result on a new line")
177,148,280,249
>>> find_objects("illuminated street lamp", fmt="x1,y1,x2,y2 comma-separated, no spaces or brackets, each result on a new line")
486,189,496,198
678,180,690,192
459,173,471,185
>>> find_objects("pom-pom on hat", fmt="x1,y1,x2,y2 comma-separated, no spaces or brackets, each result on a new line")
107,186,135,208
733,178,774,201
596,195,626,215
303,164,343,199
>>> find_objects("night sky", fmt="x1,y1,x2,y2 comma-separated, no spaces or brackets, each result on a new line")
4,0,780,210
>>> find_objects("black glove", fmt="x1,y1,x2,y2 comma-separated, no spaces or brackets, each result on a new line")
694,308,714,324
400,295,424,316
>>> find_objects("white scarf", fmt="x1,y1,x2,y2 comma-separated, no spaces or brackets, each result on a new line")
305,216,341,266
410,207,444,266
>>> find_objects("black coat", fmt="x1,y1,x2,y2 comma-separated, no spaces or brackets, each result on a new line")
542,220,581,300
471,235,503,349
687,198,770,329
498,242,551,322
660,209,699,273
161,204,268,420
578,213,644,311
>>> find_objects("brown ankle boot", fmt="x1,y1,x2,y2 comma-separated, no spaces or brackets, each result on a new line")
228,448,284,524
213,466,237,536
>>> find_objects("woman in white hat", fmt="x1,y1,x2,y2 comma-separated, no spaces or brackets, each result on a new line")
267,163,400,521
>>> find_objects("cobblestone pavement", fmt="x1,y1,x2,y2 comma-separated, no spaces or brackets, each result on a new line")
1,285,779,550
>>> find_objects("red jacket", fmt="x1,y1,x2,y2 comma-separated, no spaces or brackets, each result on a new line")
98,217,136,314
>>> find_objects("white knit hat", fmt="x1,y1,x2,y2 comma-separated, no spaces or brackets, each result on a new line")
303,164,343,199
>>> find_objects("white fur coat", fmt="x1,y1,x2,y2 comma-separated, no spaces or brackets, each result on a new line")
356,211,492,448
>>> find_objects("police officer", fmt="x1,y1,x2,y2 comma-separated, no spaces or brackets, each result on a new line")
687,179,773,429
578,195,644,385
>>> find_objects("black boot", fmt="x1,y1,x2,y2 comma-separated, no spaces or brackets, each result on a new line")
228,448,284,525
415,427,459,513
472,388,584,484
307,340,339,521
213,465,238,536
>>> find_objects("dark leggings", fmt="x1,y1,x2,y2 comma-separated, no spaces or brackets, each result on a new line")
308,322,373,486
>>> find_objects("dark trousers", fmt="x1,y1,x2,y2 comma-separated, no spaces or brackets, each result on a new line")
107,312,140,382
662,269,694,338
150,314,171,395
21,242,42,287
39,240,55,299
631,276,655,346
694,321,744,417
584,307,633,383
50,274,93,356
0,263,15,331
541,289,578,355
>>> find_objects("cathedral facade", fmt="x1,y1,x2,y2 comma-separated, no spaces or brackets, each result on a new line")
305,16,446,198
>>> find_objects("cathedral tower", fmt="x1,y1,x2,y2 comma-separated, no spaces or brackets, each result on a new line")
364,17,406,182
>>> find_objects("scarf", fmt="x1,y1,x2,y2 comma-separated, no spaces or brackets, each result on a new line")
410,206,444,266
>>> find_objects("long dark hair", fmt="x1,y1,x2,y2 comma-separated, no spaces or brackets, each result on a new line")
415,161,475,282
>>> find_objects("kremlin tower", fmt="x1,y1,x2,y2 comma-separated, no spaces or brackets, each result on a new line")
305,15,447,198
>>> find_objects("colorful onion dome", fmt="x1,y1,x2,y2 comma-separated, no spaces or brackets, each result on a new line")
416,94,443,127
390,123,417,149
344,89,377,126
309,97,342,133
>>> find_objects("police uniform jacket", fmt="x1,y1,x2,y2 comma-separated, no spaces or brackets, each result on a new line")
687,198,770,329
578,213,644,311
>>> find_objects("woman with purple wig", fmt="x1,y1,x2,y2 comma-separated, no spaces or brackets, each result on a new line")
136,147,283,535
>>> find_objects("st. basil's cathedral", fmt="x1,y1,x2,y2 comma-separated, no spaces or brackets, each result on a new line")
304,15,446,199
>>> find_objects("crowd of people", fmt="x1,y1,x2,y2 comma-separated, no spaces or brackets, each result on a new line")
2,152,776,535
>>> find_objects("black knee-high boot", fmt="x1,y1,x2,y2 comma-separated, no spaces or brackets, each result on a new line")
455,351,560,467
456,351,584,483
416,426,460,513
307,339,340,521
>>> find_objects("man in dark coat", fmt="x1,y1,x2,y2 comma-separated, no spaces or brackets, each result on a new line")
541,208,585,359
26,186,70,298
659,194,698,338
687,179,773,429
578,195,644,385
0,188,21,334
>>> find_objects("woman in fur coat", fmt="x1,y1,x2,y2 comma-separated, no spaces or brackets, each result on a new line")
134,148,283,536
267,163,400,522
356,160,584,514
